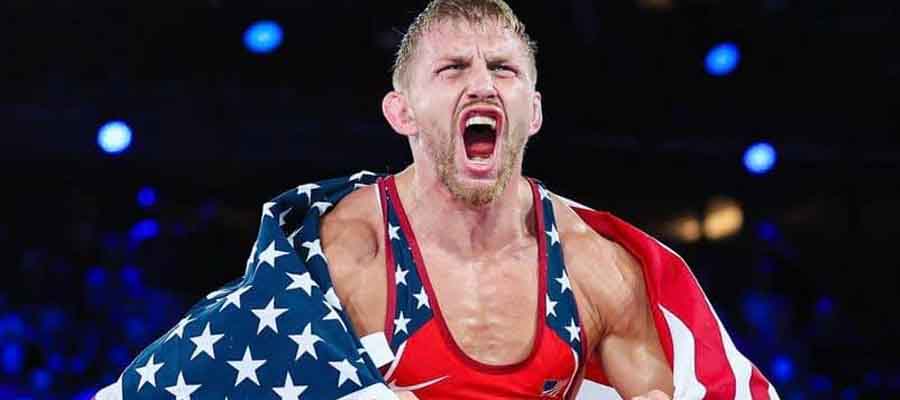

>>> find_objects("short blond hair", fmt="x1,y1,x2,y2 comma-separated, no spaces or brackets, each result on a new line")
391,0,538,91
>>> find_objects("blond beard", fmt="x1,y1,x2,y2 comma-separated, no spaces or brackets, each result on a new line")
423,127,527,208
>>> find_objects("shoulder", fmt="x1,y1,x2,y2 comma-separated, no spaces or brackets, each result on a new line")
548,193,647,331
320,184,383,277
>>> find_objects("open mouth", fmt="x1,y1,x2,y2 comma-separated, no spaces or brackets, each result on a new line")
459,109,502,163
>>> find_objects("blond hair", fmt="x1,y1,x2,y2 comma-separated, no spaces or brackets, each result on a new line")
391,0,538,91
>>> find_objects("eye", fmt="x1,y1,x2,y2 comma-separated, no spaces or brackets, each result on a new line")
438,64,463,73
491,64,517,75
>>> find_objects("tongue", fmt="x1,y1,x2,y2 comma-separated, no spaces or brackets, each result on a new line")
464,130,495,159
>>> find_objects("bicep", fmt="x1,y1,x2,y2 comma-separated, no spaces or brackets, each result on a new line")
595,246,673,398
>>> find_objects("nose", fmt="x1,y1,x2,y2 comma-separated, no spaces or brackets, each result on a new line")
464,63,498,101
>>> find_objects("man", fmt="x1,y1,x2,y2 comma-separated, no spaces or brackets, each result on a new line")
326,0,675,399
96,1,778,399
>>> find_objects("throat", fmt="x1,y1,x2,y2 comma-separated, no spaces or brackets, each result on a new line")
464,126,496,159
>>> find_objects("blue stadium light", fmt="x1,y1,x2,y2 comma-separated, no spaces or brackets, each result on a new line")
48,354,65,372
705,42,740,76
811,375,833,393
40,309,65,333
70,356,88,374
130,219,160,242
244,20,283,54
743,142,777,175
0,314,25,337
2,343,24,374
121,265,141,287
815,297,834,317
771,355,794,383
108,346,129,368
125,317,148,343
756,220,779,242
32,368,52,391
86,267,107,288
97,120,133,155
137,186,157,208
840,387,859,400
741,293,776,336
864,372,881,388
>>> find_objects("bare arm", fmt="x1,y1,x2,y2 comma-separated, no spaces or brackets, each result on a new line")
595,243,673,399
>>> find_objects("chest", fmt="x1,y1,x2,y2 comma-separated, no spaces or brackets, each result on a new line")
419,244,540,365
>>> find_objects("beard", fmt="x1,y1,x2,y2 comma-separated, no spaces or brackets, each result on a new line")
422,125,528,208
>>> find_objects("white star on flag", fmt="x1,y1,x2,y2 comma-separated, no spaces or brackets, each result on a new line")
539,185,551,201
228,347,267,387
289,323,323,360
546,294,558,317
165,315,197,342
324,288,343,311
287,227,303,248
556,269,571,294
286,272,318,296
329,359,361,388
278,207,292,227
135,354,164,391
273,372,308,400
413,287,430,309
564,318,581,343
349,170,375,181
262,202,277,219
189,322,224,360
302,239,326,262
323,301,347,331
220,285,253,311
206,287,231,300
394,311,411,335
252,298,289,334
388,224,400,241
395,265,408,286
295,183,320,204
546,224,560,246
246,239,259,267
258,241,289,269
311,201,333,214
165,372,201,400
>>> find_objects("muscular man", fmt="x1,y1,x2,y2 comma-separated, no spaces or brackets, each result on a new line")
322,1,673,398
95,1,778,399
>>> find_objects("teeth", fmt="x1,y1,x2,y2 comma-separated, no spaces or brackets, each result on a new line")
465,115,497,129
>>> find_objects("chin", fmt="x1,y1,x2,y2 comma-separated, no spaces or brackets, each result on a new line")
443,166,513,208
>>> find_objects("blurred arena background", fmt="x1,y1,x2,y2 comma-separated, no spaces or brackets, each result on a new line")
1,0,898,398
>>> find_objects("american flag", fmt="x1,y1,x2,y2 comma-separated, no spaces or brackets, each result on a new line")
94,171,395,400
94,171,779,400
541,379,568,398
566,199,781,399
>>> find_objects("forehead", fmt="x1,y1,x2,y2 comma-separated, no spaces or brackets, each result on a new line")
416,19,527,62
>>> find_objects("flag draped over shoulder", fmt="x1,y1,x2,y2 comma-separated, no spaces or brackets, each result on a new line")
94,171,396,400
95,171,779,400
568,204,781,400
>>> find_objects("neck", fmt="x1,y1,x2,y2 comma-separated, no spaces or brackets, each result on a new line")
393,165,536,258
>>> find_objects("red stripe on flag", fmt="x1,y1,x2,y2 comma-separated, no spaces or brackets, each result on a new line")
750,365,774,399
575,209,738,398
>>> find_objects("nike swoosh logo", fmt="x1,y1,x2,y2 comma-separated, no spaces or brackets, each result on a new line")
388,375,450,391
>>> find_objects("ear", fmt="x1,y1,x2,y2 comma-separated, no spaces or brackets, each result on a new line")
382,91,418,136
528,91,543,136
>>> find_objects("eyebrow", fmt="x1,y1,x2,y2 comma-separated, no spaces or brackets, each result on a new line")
433,54,517,66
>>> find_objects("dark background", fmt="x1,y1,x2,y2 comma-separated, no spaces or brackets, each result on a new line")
1,0,898,398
